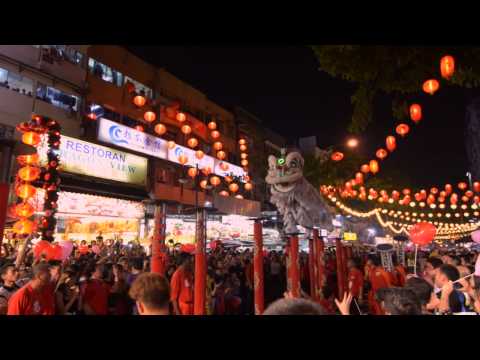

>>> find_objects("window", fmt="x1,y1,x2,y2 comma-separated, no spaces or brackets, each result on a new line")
0,67,34,97
39,45,85,67
36,83,81,112
88,58,124,87
124,76,153,99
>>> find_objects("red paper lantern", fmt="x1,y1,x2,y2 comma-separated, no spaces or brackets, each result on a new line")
403,188,411,196
423,79,440,95
392,190,400,201
22,132,41,146
386,136,396,152
439,191,446,198
213,142,223,151
195,150,204,160
331,152,344,161
207,121,217,130
369,160,379,175
211,130,220,139
178,154,188,165
187,168,198,178
239,144,247,152
466,190,474,198
445,184,453,194
427,194,435,205
244,183,253,191
396,124,410,137
415,193,423,202
176,112,187,122
17,153,39,166
133,95,147,107
474,196,480,204
409,104,422,123
458,182,468,191
14,202,35,218
210,176,221,187
187,138,198,148
450,193,458,205
440,55,455,79
16,184,36,200
217,151,226,160
143,111,156,123
430,187,439,195
135,125,144,132
376,148,388,160
474,182,480,193
361,164,370,174
181,125,192,135
240,153,248,160
202,167,212,176
355,172,364,185
462,196,469,203
13,219,35,235
200,180,208,189
229,183,239,193
409,222,436,245
235,194,244,199
18,166,41,182
154,123,167,136
438,196,445,203
241,159,248,167
238,139,247,145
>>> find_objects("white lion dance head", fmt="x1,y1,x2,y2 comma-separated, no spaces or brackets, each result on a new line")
265,151,333,239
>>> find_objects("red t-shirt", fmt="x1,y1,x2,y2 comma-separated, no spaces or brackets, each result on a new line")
170,267,194,314
348,268,364,298
7,283,45,315
82,279,111,315
39,282,56,315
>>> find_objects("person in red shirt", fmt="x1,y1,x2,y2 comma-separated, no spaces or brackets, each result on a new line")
393,256,407,287
347,258,364,314
170,253,194,315
7,263,52,315
38,260,62,315
77,240,89,257
367,255,392,315
81,263,111,315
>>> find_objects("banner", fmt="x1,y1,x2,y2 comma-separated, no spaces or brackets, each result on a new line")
37,134,148,186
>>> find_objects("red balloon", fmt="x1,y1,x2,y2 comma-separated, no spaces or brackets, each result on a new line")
33,240,51,259
409,222,436,246
474,182,480,193
414,193,422,202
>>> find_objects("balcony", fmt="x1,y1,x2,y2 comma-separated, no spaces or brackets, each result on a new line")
0,87,81,138
0,45,86,89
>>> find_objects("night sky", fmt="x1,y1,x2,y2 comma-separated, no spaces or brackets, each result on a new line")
126,46,479,189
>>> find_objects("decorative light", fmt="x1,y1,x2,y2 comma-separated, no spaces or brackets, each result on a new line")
17,153,39,166
213,142,223,151
409,104,422,123
229,183,239,193
187,138,198,148
135,125,144,132
211,130,220,139
240,153,248,160
376,148,388,160
22,132,41,146
423,79,440,95
176,112,187,122
219,190,229,197
210,176,221,187
244,182,253,191
181,125,192,135
386,136,396,152
217,151,226,160
238,139,247,145
195,150,204,160
133,94,147,107
241,159,248,167
347,138,358,148
178,154,188,165
12,219,35,235
369,160,379,175
18,166,40,182
396,124,410,137
16,184,36,200
187,167,198,178
419,202,426,208
200,180,208,189
331,152,344,162
167,141,176,150
208,121,217,130
440,55,455,79
239,144,247,152
154,123,167,135
14,202,35,218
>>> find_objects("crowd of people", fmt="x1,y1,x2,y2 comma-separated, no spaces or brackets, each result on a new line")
0,235,479,315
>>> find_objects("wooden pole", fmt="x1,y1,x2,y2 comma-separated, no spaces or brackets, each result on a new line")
336,239,345,299
289,235,301,298
194,208,206,315
308,237,316,299
313,229,325,301
253,219,264,315
151,202,167,275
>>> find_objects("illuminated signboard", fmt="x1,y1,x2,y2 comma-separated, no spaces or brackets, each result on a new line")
343,232,357,241
98,118,246,179
37,134,148,186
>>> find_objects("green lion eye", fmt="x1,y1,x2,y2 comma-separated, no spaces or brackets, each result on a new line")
277,158,285,166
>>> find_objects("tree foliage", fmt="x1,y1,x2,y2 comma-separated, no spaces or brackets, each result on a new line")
311,46,480,133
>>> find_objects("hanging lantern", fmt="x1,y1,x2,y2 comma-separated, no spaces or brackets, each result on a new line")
202,167,212,176
376,148,388,160
219,162,229,171
474,181,480,193
239,139,247,145
22,132,41,146
13,219,35,235
386,136,396,152
135,125,144,132
423,79,440,95
200,180,208,189
143,111,156,123
181,125,192,135
224,175,233,183
358,193,367,201
229,183,239,193
154,123,167,135
396,124,410,137
239,144,247,152
403,188,411,196
133,94,147,107
462,196,469,203
445,184,453,194
235,194,244,199
217,151,226,160
219,190,229,197
17,153,39,166
87,112,97,121
409,104,422,123
474,196,480,204
392,190,400,201
178,154,188,165
430,187,439,195
167,141,176,150
415,193,423,202
458,182,468,191
176,112,187,122
345,182,353,191
187,167,198,178
438,196,445,203
331,152,344,161
360,164,370,174
18,166,41,182
195,150,205,160
241,159,248,167
16,184,36,200
369,160,379,174
466,190,474,198
244,182,253,191
213,142,223,151
14,202,35,218
208,121,217,130
427,194,436,205
450,193,458,205
211,130,220,139
187,138,198,148
355,172,364,185
210,176,221,187
440,55,455,79
240,153,248,160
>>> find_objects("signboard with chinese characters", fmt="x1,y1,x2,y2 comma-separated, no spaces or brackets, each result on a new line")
37,134,148,186
98,118,168,159
343,232,357,241
98,118,247,180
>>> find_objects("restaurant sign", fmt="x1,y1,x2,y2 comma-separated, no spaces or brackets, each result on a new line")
37,134,148,186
